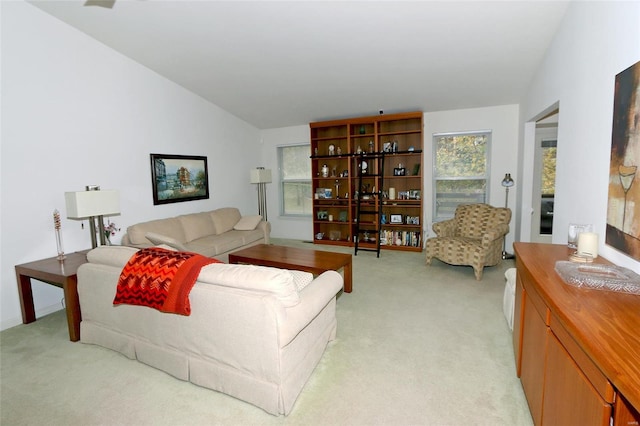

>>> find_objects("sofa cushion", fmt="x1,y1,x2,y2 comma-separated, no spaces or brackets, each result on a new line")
210,207,242,234
127,217,186,246
87,245,140,268
198,263,300,307
233,215,263,231
179,212,217,242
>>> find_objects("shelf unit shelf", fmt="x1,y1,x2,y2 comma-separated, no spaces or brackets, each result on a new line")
310,111,424,253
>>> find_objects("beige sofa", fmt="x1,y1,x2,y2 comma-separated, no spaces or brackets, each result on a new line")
77,245,343,415
121,207,270,260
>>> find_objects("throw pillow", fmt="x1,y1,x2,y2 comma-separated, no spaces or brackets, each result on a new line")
291,270,314,292
145,232,190,252
233,215,263,231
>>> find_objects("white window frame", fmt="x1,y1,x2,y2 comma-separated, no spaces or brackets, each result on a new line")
278,144,312,217
432,130,492,222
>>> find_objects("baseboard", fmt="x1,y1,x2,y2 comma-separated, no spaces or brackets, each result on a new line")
0,303,64,332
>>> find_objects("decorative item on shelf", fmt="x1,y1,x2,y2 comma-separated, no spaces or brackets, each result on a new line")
381,214,387,224
315,232,324,240
328,214,334,222
412,163,421,176
359,125,365,135
103,220,120,245
356,145,362,154
250,167,272,221
388,187,396,200
361,160,368,174
368,140,374,153
342,169,348,177
383,142,392,152
321,164,329,178
331,167,337,177
65,185,120,249
317,210,328,220
328,144,335,155
405,216,420,225
339,210,348,222
335,180,341,198
408,146,415,151
390,214,403,224
53,209,65,261
314,147,318,156
408,189,421,199
393,164,406,176
501,173,515,259
329,230,341,241
392,140,398,152
336,146,342,156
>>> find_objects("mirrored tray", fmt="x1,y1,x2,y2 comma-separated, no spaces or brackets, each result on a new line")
555,261,640,295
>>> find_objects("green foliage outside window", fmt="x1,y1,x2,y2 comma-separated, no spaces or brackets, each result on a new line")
433,132,490,221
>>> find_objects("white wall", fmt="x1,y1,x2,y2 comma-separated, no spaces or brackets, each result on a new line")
0,2,261,330
519,1,640,273
424,105,520,250
259,125,314,240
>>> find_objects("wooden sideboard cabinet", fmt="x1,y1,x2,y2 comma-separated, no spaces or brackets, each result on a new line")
513,243,640,426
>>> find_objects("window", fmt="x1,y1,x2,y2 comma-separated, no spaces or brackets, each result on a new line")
279,144,312,216
540,139,557,234
433,131,491,222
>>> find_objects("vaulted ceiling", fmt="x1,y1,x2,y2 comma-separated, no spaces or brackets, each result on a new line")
28,0,570,129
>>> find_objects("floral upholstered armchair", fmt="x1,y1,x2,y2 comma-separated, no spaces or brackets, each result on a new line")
425,203,512,280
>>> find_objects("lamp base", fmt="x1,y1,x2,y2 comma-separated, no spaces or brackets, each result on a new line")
502,251,515,260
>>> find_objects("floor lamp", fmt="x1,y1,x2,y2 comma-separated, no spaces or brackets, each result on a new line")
501,173,515,260
250,167,272,221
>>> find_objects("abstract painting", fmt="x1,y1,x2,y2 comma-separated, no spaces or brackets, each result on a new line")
606,60,640,261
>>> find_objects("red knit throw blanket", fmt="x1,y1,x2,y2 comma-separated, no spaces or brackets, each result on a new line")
113,247,220,315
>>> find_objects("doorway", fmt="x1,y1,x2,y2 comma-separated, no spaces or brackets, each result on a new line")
530,110,558,243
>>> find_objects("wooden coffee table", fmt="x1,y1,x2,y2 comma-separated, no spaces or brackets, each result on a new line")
229,244,352,293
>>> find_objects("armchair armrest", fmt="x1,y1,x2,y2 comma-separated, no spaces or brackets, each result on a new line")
432,218,456,237
481,224,510,247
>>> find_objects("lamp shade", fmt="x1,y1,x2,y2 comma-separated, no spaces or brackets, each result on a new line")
65,190,120,218
250,168,272,184
501,173,515,187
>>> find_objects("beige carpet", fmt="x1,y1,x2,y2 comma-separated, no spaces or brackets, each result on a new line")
0,239,532,425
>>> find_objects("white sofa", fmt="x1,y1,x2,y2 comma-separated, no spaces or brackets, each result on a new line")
121,207,270,260
77,245,343,415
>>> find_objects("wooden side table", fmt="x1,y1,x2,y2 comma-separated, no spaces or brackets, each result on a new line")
15,251,89,342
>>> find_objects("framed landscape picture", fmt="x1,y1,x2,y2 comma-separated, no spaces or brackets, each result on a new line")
150,153,209,205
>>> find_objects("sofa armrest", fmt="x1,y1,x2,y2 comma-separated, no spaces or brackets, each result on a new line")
432,218,456,237
257,221,271,244
481,224,510,247
278,271,342,347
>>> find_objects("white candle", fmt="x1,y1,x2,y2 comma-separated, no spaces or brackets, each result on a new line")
389,188,396,200
577,232,598,258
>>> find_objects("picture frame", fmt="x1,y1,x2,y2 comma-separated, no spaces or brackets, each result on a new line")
390,214,403,224
317,210,328,220
393,167,406,176
150,154,209,205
